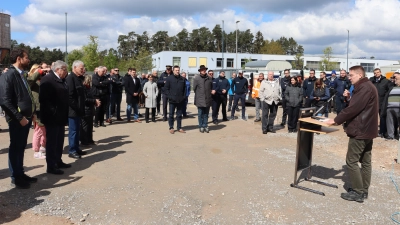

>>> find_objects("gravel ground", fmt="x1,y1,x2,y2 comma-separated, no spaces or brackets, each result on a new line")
0,100,399,225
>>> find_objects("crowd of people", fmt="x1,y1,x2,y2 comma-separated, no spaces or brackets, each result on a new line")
0,48,398,204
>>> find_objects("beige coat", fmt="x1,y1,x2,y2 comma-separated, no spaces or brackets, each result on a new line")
259,79,282,105
143,81,159,108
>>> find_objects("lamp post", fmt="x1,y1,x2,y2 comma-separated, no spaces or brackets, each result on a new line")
346,29,349,72
236,20,240,69
65,12,68,64
222,20,224,69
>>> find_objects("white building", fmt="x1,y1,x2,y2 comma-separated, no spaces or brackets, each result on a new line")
151,51,399,76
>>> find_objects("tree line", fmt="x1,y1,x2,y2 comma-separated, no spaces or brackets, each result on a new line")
3,25,306,72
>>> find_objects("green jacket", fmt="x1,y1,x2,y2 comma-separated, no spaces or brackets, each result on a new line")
27,71,43,126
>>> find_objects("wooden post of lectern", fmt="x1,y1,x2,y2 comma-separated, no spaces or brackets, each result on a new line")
290,108,339,196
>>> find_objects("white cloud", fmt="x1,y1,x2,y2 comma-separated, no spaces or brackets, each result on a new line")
8,0,400,60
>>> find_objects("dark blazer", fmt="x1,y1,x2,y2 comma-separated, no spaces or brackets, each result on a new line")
157,71,173,94
165,74,186,104
124,75,142,104
91,73,111,98
39,71,69,126
84,85,96,117
66,72,85,117
110,74,124,94
0,65,35,122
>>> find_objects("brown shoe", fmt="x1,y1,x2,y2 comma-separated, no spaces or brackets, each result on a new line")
169,129,175,134
178,129,186,133
134,119,142,123
106,119,112,124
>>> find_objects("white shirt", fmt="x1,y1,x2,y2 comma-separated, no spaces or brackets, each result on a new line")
54,72,61,79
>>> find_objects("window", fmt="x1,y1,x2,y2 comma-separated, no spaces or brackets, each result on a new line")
199,57,207,66
306,61,319,70
216,58,223,67
361,63,375,72
227,58,234,68
188,57,197,67
241,58,246,68
172,57,181,67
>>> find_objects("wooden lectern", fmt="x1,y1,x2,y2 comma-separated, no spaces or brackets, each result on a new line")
290,107,339,196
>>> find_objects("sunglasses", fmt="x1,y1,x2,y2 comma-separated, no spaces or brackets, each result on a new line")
115,70,119,71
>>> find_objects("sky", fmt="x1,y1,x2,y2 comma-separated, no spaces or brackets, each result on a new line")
1,0,400,60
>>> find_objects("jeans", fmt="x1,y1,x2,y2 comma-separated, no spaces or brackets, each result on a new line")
68,117,81,154
287,106,300,130
231,93,246,118
169,102,183,130
127,103,139,121
346,138,373,194
8,118,32,179
254,97,262,120
182,96,189,116
386,108,400,138
228,95,238,111
262,102,278,131
162,94,169,119
198,106,210,128
110,93,122,118
45,125,65,168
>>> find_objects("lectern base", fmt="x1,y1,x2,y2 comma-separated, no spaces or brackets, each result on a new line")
290,178,338,196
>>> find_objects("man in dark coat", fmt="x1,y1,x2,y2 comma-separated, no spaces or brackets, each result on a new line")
0,49,36,188
280,69,291,126
211,71,230,125
230,70,249,120
40,60,71,175
157,65,173,121
333,69,351,114
303,69,317,107
66,60,86,159
325,65,378,203
110,67,124,121
370,68,392,138
165,65,186,134
194,65,213,133
124,68,142,122
91,66,112,127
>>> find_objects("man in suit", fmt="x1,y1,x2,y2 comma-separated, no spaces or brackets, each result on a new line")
0,49,36,188
124,68,142,122
157,65,173,121
165,66,186,134
39,60,70,175
92,66,112,127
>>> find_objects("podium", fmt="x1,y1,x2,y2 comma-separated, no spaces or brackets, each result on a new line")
290,108,339,196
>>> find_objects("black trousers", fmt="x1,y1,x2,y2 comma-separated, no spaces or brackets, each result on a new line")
162,94,168,119
287,106,300,130
281,98,287,124
80,115,94,144
145,108,156,121
156,92,161,113
45,125,65,168
262,102,278,131
212,94,228,122
95,96,108,124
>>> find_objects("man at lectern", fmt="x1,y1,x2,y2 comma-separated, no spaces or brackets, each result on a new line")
325,65,378,203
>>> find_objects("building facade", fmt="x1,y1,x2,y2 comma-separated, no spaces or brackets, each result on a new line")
151,51,399,75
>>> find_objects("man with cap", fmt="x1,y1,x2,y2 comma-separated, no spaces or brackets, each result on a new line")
211,71,230,125
194,65,213,132
230,70,249,121
157,65,173,121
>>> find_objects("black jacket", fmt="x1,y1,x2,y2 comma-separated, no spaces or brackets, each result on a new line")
110,74,124,94
39,71,69,126
66,72,85,117
212,76,230,96
91,73,111,98
157,71,173,94
303,76,317,98
231,76,249,95
165,74,186,104
84,85,96,116
124,75,142,104
369,75,392,108
280,76,291,98
0,65,35,122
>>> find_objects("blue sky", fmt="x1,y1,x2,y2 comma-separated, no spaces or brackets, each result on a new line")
2,0,400,59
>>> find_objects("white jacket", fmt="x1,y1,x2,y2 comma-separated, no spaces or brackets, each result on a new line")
259,79,282,105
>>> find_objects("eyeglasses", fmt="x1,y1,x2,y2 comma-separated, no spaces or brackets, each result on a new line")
115,70,119,71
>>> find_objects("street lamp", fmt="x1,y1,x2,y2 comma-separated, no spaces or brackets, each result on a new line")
65,12,68,64
346,29,349,72
236,20,240,69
